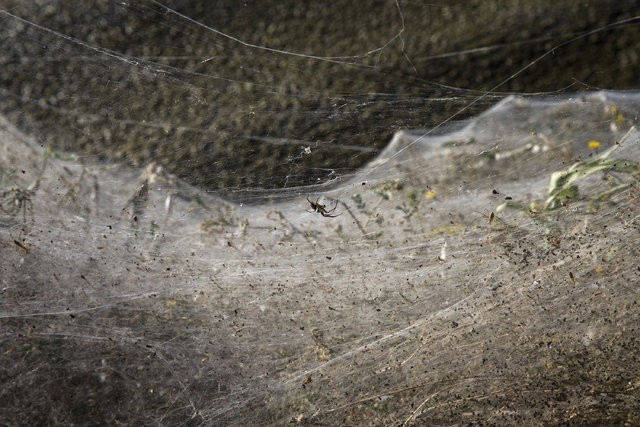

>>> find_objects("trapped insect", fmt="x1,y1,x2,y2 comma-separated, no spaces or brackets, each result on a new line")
306,196,342,218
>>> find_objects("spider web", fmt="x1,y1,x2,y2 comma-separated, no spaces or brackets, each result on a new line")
1,2,640,425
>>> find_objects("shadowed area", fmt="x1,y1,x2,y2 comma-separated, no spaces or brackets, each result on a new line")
1,1,639,197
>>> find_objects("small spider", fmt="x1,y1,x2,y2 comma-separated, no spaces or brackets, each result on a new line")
306,196,342,218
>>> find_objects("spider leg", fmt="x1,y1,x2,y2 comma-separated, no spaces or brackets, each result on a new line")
307,196,326,211
320,199,342,217
322,211,343,218
324,199,339,213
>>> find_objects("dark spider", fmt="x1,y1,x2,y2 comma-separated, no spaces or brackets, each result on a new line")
306,196,342,218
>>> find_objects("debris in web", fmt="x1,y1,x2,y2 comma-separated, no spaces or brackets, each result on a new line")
2,91,640,425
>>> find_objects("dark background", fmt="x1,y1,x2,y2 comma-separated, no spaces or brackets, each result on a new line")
1,0,639,198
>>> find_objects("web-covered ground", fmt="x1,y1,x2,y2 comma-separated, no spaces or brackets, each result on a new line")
2,92,639,425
